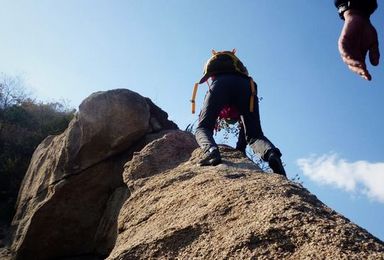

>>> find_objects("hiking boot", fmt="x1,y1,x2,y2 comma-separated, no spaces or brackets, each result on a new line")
199,147,222,166
268,152,286,177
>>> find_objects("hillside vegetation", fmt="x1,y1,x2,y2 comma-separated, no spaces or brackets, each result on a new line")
0,74,74,229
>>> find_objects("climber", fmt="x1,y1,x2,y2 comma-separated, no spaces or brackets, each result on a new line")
192,49,286,177
335,0,380,81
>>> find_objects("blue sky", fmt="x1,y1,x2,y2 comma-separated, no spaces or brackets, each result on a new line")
1,1,383,241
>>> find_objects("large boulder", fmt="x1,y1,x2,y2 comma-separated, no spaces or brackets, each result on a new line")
65,89,151,172
8,88,384,259
10,89,177,260
108,137,384,259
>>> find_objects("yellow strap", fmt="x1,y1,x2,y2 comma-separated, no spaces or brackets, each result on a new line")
249,78,256,112
191,83,199,114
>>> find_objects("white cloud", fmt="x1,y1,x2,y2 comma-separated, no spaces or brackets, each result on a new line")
297,153,384,203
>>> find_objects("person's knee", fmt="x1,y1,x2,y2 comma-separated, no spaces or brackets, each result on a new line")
265,148,282,161
247,136,266,145
195,125,211,135
248,137,280,161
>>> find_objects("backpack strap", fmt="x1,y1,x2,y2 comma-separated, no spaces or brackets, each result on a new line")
191,82,199,114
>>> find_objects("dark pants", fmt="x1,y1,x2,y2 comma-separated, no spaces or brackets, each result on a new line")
195,74,281,161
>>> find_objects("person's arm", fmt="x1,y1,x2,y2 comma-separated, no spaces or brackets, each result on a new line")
334,0,380,81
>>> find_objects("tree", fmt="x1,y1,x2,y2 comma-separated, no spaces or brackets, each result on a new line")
0,74,75,227
0,73,28,109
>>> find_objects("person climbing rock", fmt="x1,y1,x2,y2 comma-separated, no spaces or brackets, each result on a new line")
334,0,380,81
191,49,286,177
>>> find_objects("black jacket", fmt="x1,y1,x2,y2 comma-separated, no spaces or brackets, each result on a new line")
334,0,377,18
